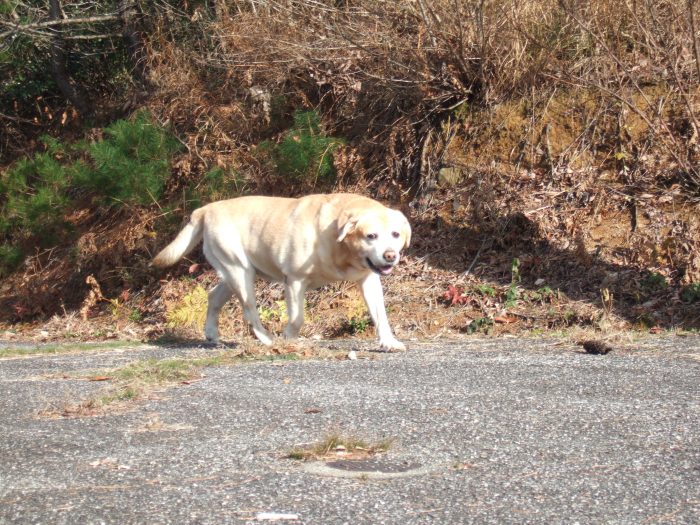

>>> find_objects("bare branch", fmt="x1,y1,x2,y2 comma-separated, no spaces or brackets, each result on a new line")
0,13,119,40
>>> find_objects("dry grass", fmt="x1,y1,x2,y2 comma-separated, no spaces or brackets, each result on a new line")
34,340,357,419
136,0,700,197
287,433,394,462
38,355,217,418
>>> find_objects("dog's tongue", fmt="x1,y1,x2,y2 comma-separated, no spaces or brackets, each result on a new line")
380,265,393,275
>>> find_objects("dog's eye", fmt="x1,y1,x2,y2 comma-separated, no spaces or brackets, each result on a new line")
367,233,378,240
391,231,400,238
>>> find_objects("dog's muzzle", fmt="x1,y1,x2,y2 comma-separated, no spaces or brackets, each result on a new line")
366,257,397,276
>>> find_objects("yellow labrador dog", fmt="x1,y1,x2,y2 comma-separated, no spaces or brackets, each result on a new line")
153,193,411,351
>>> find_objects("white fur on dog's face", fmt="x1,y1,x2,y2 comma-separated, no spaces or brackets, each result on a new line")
338,209,411,275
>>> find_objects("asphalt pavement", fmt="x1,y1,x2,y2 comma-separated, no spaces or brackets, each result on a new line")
1,336,699,524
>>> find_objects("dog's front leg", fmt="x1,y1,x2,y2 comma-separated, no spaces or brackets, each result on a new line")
359,273,405,351
283,278,307,339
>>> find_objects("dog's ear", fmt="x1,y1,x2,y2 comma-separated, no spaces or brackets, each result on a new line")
400,213,412,248
337,211,359,242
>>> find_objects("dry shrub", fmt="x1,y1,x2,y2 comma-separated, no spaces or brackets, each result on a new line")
137,0,698,199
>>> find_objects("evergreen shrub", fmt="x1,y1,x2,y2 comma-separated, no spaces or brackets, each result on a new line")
261,110,343,184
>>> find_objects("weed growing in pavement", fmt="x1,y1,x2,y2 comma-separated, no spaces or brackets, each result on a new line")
110,357,207,384
0,340,144,359
287,433,394,461
39,342,324,418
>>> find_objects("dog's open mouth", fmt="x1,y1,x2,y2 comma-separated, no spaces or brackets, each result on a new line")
366,258,395,275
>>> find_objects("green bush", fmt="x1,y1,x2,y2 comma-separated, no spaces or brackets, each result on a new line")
0,111,180,274
262,110,343,183
75,111,181,205
0,151,71,245
0,244,23,277
641,272,667,293
0,32,57,105
681,284,700,304
187,167,248,209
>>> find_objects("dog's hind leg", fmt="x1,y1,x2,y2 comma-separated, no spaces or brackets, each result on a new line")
204,238,273,346
283,279,307,340
225,265,274,346
204,282,233,343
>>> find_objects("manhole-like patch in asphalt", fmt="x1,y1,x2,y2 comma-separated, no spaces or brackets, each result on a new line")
304,457,435,479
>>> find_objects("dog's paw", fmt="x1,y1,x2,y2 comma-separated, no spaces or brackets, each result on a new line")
378,338,406,352
204,327,219,344
254,330,274,346
282,325,301,340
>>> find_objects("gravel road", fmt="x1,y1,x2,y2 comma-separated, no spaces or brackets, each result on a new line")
1,336,698,524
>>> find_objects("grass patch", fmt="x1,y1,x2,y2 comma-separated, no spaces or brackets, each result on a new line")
40,341,328,418
93,353,234,404
110,357,213,383
0,340,144,358
43,354,224,418
287,433,394,461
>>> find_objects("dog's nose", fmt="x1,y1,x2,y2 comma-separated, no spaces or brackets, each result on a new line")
383,249,397,263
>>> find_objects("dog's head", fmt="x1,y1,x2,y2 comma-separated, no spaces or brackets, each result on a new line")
337,207,411,275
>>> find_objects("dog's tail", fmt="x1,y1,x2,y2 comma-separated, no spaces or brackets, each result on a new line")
152,208,205,268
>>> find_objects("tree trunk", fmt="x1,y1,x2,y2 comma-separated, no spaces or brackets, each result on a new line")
47,0,90,116
118,0,149,86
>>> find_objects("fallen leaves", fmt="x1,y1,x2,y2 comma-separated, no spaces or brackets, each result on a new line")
87,375,112,382
442,285,471,306
494,315,518,324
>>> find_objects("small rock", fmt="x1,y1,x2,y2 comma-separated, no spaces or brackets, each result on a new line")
347,351,358,360
581,340,613,355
